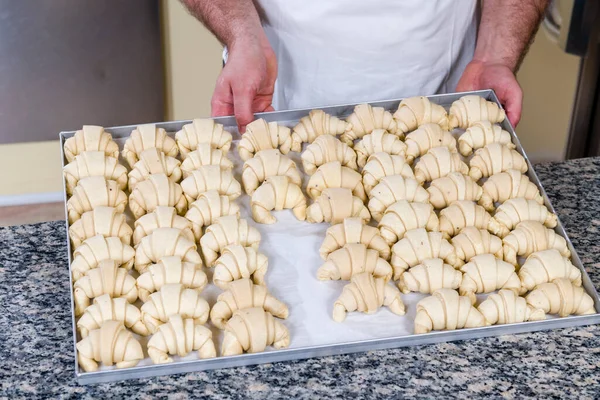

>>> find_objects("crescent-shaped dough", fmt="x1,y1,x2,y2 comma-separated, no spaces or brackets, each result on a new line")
134,227,203,274
181,143,234,177
459,254,522,302
69,206,132,249
458,120,514,156
210,278,289,329
288,109,349,152
200,216,261,267
427,172,483,209
333,272,406,322
77,294,149,337
76,321,143,372
180,165,241,203
122,123,179,167
71,235,135,281
405,123,457,163
136,256,208,302
128,148,182,191
361,152,414,195
64,125,119,163
307,161,366,201
320,217,390,260
479,169,543,212
341,103,398,145
439,200,508,239
148,315,216,363
175,118,232,156
478,289,545,325
393,96,450,134
317,243,393,281
306,188,370,225
494,198,558,233
221,308,290,356
414,147,469,184
397,258,462,294
450,226,503,263
64,151,128,195
185,190,241,241
502,221,571,266
414,289,487,334
251,176,307,224
526,278,594,317
67,176,127,224
129,174,187,219
301,135,358,175
448,95,506,129
469,143,528,181
242,149,301,195
519,249,582,291
213,244,269,290
377,200,439,246
133,206,194,246
354,129,408,168
368,175,430,222
238,119,292,161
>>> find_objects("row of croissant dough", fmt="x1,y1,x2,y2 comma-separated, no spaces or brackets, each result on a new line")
232,94,593,330
63,122,291,372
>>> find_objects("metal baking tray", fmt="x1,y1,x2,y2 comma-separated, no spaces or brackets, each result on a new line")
60,89,600,384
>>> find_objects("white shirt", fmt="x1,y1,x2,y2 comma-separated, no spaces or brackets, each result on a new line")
255,0,479,110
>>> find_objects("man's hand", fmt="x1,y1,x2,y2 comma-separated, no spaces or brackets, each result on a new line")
456,60,523,127
212,39,277,133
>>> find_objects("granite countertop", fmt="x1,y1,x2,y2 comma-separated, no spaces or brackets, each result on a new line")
2,157,600,399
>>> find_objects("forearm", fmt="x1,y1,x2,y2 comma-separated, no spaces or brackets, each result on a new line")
474,0,549,71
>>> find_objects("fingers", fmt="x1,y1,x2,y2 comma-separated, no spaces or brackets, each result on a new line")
501,81,523,128
211,76,234,117
232,86,256,133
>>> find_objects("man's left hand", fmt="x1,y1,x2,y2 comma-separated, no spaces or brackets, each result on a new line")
456,60,523,127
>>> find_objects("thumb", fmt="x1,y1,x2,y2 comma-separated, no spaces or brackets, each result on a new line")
499,82,523,128
232,87,256,133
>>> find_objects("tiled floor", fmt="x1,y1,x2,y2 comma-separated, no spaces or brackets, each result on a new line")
0,202,65,227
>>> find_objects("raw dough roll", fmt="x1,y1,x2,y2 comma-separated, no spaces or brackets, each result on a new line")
71,235,135,281
448,95,506,129
122,123,179,167
213,245,268,290
129,174,187,219
341,103,398,145
393,96,450,134
306,188,370,225
469,143,528,181
427,172,483,209
180,143,234,176
317,243,393,281
307,161,366,201
137,256,208,302
377,200,439,246
478,289,545,325
128,148,182,191
459,254,522,302
148,315,216,363
301,135,358,175
414,289,487,334
405,123,457,163
77,294,148,337
479,169,543,211
251,176,307,224
67,176,127,224
494,198,558,232
63,151,128,195
502,221,571,266
439,200,508,239
354,129,407,168
368,175,429,222
397,258,462,294
134,227,202,274
320,217,390,260
362,152,415,195
242,149,301,195
200,216,262,267
458,120,514,156
289,109,349,152
221,308,290,356
451,226,503,263
185,190,241,241
63,125,119,162
414,147,469,184
69,206,132,249
526,278,594,317
175,118,232,156
519,249,582,291
180,165,241,204
238,119,292,160
133,206,194,246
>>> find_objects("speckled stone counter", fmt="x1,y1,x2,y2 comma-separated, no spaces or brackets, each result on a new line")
2,157,600,399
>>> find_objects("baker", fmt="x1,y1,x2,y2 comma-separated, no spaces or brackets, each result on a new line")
182,0,548,131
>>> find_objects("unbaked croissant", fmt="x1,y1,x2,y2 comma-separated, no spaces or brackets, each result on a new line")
73,260,137,316
341,103,399,145
393,96,450,134
448,95,506,129
526,278,594,317
128,148,182,191
301,135,358,175
414,289,487,334
251,176,307,224
414,147,469,184
519,249,582,291
77,294,148,337
320,217,390,260
459,254,521,302
200,216,262,267
135,227,202,273
64,151,128,195
502,221,571,266
132,206,194,246
362,152,415,195
175,118,232,156
377,200,439,246
238,118,292,161
76,321,143,372
494,198,558,232
307,161,365,201
181,143,234,177
210,278,289,329
288,109,349,152
397,258,462,294
64,125,119,163
242,149,301,195
333,272,406,322
69,207,132,249
390,229,461,278
67,177,127,223
137,256,208,302
427,172,483,209
368,175,430,222
185,190,241,240
213,244,268,290
317,243,393,281
469,143,528,181
354,129,408,168
479,169,543,211
122,123,179,167
222,307,290,356
129,174,187,219
405,123,457,163
148,315,216,363
439,200,508,239
451,226,503,263
306,188,370,225
458,120,514,156
478,289,545,325
180,165,241,203
71,235,135,281
141,283,210,333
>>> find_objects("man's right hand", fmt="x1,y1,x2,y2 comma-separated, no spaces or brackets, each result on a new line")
211,37,277,133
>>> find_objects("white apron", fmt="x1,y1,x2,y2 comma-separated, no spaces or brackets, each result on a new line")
254,0,479,110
